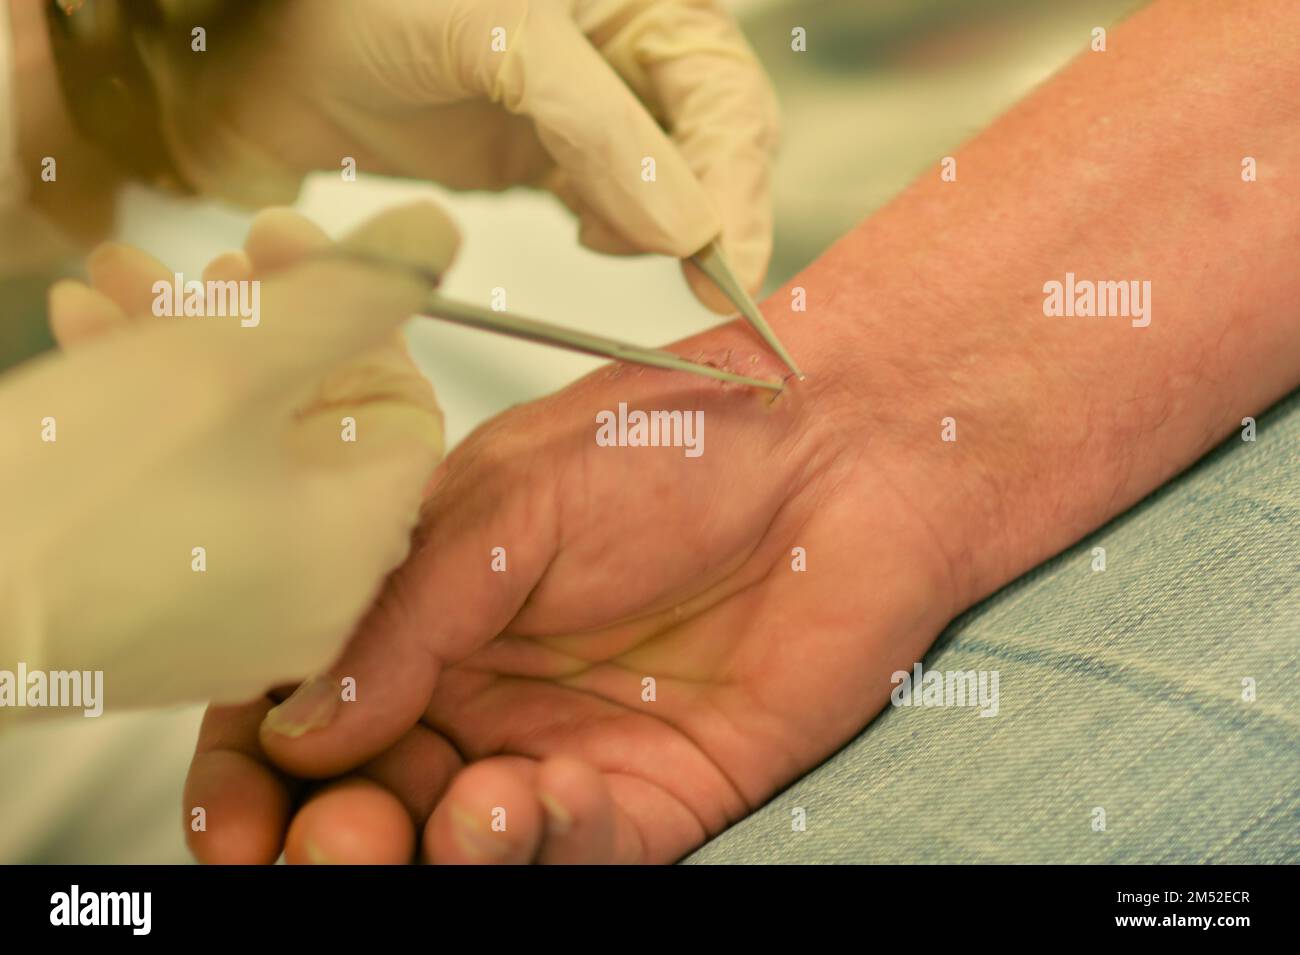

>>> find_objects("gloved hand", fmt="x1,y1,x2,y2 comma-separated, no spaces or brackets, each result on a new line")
0,202,455,714
144,0,780,309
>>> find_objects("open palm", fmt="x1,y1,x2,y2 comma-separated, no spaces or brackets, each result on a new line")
186,319,958,864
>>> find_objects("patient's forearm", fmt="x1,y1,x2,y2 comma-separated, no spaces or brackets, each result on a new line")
770,0,1300,609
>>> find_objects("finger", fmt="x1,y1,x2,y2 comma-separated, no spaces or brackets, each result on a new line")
259,419,559,778
242,207,331,275
284,778,415,865
4,206,452,572
278,723,462,864
37,205,454,432
356,721,464,823
538,167,639,256
424,757,544,864
335,201,460,285
184,698,299,864
441,1,720,260
202,249,254,285
228,201,460,385
55,245,250,348
534,756,621,864
635,4,781,305
258,600,441,779
47,279,129,348
85,241,174,317
576,0,780,305
575,201,642,257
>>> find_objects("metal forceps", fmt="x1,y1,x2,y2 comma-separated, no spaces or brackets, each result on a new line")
418,240,802,393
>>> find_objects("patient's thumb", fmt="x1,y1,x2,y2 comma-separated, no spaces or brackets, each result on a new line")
257,596,440,779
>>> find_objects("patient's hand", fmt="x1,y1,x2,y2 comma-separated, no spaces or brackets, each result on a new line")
184,0,1300,863
184,316,961,863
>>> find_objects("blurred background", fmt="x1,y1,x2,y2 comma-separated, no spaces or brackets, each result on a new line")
0,0,1144,862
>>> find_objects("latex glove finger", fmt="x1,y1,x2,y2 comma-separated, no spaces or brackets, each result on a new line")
537,166,640,256
229,201,460,387
0,206,452,532
242,207,331,275
52,244,256,350
435,0,721,261
238,208,416,367
238,206,446,459
202,250,254,285
168,202,459,391
47,280,129,349
47,241,173,348
86,242,176,317
588,0,781,309
60,206,443,384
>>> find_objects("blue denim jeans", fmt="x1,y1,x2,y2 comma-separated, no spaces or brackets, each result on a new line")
688,391,1300,864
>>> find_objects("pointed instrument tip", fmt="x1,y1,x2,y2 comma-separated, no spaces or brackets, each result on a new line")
692,241,804,381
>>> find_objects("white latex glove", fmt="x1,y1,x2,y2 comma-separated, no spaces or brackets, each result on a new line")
146,0,780,309
0,203,454,717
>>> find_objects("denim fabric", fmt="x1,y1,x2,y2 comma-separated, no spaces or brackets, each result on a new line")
687,392,1300,864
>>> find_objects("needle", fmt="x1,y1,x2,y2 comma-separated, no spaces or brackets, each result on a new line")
419,292,784,393
689,240,804,380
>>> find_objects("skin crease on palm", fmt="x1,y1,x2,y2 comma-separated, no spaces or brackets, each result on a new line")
184,0,1300,864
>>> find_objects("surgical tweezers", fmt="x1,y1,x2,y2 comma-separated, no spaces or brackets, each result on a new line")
417,240,801,393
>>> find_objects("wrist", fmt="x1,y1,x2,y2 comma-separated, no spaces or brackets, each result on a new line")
766,197,1297,619
662,289,974,628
